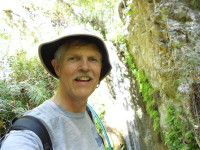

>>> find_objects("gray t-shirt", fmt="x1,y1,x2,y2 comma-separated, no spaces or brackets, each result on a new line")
1,100,105,150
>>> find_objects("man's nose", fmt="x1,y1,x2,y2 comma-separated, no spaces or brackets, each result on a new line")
79,59,90,71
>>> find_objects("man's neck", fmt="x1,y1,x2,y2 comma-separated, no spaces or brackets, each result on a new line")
51,92,88,113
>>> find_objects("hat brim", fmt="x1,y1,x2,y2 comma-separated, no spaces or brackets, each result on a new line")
38,34,112,81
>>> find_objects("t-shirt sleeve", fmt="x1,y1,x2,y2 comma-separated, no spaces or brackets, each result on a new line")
1,130,43,150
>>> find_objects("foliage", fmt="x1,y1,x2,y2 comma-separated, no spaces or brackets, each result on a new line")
95,108,106,134
165,105,200,150
72,0,117,25
60,0,122,40
124,1,136,16
0,0,120,146
9,50,57,105
124,51,160,131
0,98,25,136
0,50,57,137
189,0,200,9
94,105,112,150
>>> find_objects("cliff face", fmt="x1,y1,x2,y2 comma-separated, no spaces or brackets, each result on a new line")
117,0,200,149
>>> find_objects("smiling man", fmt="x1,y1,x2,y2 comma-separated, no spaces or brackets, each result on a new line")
51,39,103,113
1,28,112,150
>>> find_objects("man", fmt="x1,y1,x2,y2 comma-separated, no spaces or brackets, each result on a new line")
1,28,112,150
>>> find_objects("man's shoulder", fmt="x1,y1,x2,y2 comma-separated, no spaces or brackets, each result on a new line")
24,100,57,123
1,130,43,150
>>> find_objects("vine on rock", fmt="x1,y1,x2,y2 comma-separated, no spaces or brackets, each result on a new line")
165,105,200,150
124,51,160,131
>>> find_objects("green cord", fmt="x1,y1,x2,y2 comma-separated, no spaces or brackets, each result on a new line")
87,104,113,150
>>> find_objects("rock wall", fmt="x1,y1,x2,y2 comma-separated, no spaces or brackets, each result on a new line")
118,0,200,149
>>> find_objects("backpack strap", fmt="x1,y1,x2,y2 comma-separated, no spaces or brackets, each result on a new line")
86,105,105,145
87,104,113,150
9,115,52,150
86,105,94,123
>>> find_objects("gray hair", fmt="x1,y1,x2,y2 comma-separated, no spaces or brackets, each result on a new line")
54,44,66,63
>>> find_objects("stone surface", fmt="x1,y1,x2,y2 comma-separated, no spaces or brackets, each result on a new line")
118,0,200,149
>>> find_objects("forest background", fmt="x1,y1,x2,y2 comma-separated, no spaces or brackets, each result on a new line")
0,0,122,136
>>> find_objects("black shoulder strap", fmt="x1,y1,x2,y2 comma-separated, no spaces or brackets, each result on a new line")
86,106,94,123
9,115,52,150
86,105,105,145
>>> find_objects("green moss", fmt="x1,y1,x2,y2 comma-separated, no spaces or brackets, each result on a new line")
124,51,160,131
165,105,200,150
190,0,198,9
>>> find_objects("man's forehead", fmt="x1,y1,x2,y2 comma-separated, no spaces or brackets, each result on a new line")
65,44,101,55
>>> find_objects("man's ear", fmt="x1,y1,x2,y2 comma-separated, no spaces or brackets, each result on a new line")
51,59,60,77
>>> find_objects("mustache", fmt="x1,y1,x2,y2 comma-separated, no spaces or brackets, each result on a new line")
72,72,94,80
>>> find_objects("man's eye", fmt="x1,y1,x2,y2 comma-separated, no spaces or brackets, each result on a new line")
89,57,98,62
92,58,97,61
68,57,76,60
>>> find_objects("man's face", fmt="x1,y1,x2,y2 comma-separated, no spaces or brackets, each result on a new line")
52,43,102,101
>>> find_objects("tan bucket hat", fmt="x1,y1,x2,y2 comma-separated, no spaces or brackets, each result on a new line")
38,30,112,81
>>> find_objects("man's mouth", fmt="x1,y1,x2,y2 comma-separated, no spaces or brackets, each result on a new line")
75,76,92,82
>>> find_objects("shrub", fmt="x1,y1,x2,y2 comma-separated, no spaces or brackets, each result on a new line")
0,50,57,137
